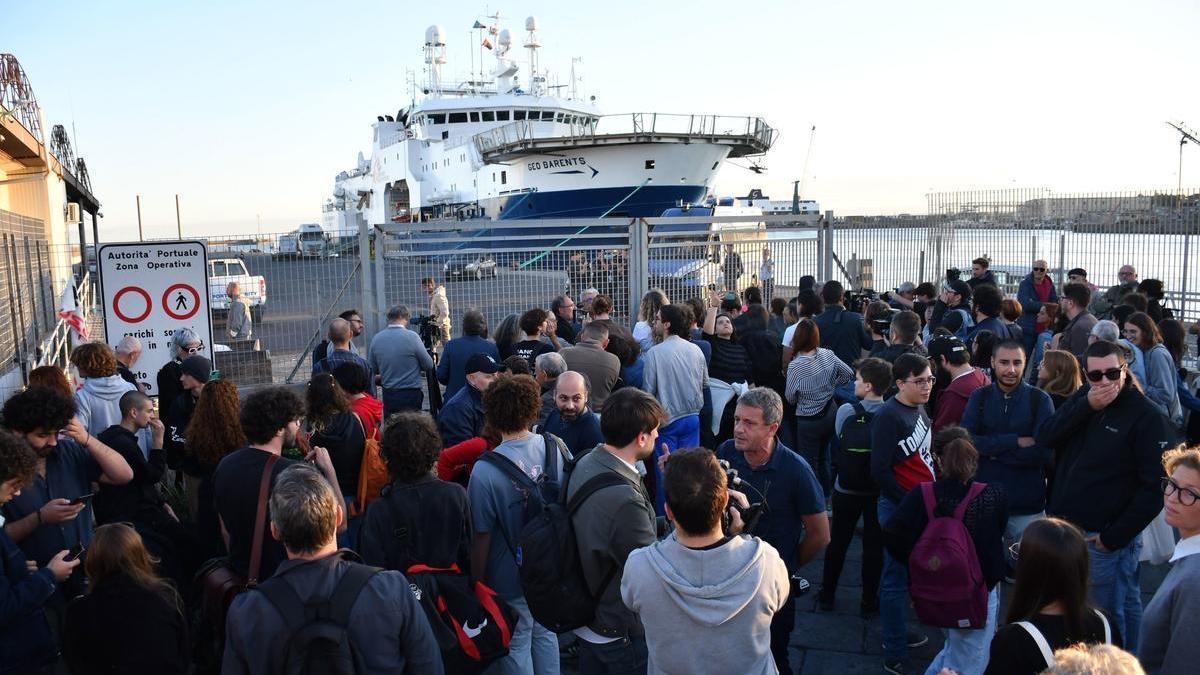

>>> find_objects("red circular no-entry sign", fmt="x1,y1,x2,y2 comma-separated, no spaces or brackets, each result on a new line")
162,283,201,320
112,286,152,323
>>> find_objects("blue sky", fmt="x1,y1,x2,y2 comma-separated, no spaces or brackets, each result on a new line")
6,0,1198,239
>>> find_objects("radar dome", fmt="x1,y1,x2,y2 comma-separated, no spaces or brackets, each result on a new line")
425,25,446,46
498,28,512,47
525,16,538,31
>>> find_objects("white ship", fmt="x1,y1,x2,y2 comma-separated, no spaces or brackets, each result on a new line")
328,15,775,240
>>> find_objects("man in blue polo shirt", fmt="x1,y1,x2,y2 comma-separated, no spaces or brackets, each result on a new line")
715,387,830,675
1,386,134,620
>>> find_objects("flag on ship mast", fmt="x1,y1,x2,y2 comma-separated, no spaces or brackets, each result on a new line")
472,20,486,29
482,38,493,49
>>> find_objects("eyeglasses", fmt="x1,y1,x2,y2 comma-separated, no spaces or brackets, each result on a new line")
186,342,205,354
903,377,935,387
1032,267,1047,272
1162,477,1200,506
1085,367,1124,383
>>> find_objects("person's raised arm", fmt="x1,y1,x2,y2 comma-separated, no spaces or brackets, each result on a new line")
66,418,133,485
306,445,347,532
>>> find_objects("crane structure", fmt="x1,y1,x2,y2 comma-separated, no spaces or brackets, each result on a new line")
1167,121,1199,204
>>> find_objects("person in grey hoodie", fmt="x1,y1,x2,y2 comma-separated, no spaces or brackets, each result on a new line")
71,342,137,437
621,448,789,675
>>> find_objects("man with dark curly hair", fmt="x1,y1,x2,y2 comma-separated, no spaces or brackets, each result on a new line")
469,373,564,674
357,411,470,572
213,386,345,579
2,387,132,612
1,428,82,673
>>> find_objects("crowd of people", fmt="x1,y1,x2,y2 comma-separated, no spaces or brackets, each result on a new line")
1,261,1199,675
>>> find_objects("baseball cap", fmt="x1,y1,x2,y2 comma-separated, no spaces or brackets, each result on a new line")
181,354,214,382
895,281,917,294
466,353,505,375
943,278,972,300
927,334,967,361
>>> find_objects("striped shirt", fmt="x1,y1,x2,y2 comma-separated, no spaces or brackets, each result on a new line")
785,348,854,416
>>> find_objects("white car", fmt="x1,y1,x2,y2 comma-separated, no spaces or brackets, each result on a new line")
209,258,267,321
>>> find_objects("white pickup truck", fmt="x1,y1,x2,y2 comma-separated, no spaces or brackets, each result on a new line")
209,258,267,322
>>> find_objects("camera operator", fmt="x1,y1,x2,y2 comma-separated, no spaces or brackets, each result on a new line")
815,281,874,368
927,276,974,340
420,276,451,353
621,447,789,675
367,304,434,417
714,387,829,675
864,301,896,353
871,310,927,365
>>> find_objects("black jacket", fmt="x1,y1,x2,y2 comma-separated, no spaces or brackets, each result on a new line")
357,476,471,572
155,360,183,415
94,425,167,525
63,573,189,675
1037,383,1172,550
307,411,366,497
164,391,199,474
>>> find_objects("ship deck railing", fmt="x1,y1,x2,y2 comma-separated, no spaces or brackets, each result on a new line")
472,113,776,162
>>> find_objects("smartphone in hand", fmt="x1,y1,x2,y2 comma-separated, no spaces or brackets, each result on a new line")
64,543,86,562
69,493,95,506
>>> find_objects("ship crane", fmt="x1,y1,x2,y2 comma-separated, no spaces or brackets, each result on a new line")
1167,121,1199,204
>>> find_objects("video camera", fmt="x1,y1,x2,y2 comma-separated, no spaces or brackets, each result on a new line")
718,460,767,534
844,289,879,315
412,314,441,352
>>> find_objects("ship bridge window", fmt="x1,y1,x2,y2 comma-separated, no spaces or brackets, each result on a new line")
497,110,510,121
514,110,526,120
482,111,495,122
470,112,480,122
429,114,446,124
555,112,564,122
448,112,468,123
645,160,656,169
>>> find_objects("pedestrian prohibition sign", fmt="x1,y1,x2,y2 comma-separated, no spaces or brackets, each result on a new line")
163,283,201,320
98,240,212,398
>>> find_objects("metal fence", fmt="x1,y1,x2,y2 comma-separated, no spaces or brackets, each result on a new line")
5,187,1198,398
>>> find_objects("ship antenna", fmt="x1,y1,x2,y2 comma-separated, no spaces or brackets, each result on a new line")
524,16,541,96
424,25,447,95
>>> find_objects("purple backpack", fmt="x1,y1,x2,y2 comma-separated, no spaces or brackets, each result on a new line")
908,481,989,629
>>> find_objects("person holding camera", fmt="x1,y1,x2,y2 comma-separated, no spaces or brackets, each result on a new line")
715,387,829,675
621,447,789,675
421,276,452,353
368,304,435,417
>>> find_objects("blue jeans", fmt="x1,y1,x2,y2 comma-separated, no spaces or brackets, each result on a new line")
1089,535,1143,655
487,596,560,675
653,415,700,514
382,387,423,418
878,497,909,664
924,587,999,675
577,634,648,675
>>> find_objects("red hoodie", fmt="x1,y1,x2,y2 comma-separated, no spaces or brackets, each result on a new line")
350,394,384,439
933,368,990,433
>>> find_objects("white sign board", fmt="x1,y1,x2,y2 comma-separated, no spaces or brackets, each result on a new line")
98,241,213,398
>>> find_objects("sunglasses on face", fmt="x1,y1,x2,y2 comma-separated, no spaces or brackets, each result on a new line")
1032,267,1047,272
1085,367,1124,383
186,343,205,354
1163,477,1200,507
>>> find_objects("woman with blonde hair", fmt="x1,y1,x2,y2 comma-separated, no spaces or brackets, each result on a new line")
1037,350,1083,408
63,523,188,674
1139,445,1200,673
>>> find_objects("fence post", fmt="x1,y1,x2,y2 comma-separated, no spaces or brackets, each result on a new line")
1180,233,1191,318
918,250,926,283
1056,234,1066,289
822,210,835,282
357,216,375,337
373,224,387,337
628,218,648,319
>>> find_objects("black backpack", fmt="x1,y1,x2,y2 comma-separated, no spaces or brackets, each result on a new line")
836,401,878,493
479,435,627,632
256,563,380,675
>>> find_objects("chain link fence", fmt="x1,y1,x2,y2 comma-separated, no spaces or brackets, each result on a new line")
4,187,1197,399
